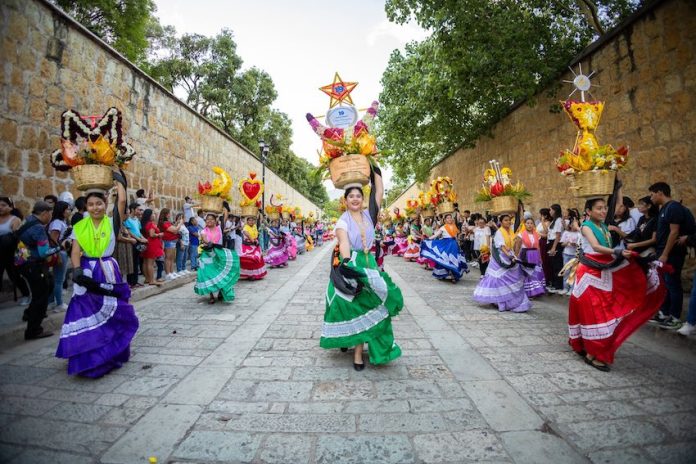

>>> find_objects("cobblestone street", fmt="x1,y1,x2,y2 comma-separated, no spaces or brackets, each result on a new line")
1,245,695,463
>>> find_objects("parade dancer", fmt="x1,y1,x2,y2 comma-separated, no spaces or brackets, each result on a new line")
56,172,139,377
265,219,289,268
515,217,546,298
321,169,403,371
568,197,666,371
473,214,531,312
195,211,240,304
416,217,436,270
420,213,468,283
403,219,422,262
239,216,267,280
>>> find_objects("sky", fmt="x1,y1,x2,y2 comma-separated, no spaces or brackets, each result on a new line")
152,0,428,199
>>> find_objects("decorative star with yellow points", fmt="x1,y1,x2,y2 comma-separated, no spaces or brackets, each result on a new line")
319,72,358,108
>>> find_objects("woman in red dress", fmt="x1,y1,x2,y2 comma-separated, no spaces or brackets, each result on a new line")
568,197,666,372
141,209,164,286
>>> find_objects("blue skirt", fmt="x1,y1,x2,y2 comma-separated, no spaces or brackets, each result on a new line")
420,238,469,281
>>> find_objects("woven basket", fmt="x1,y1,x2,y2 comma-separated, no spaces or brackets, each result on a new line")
421,208,435,218
281,211,290,220
437,201,455,215
329,154,371,189
569,170,616,198
267,211,280,220
199,195,223,214
408,212,418,220
71,164,112,191
241,205,258,217
491,195,518,214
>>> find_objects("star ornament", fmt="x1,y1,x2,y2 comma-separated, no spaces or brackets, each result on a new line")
319,72,358,108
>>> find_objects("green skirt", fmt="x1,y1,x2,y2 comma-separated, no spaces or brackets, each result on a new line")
320,250,404,364
194,246,240,301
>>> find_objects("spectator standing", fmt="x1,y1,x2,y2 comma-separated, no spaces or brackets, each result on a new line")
18,201,60,339
43,195,57,209
625,196,658,255
124,203,148,287
141,209,164,286
187,217,200,271
71,197,87,226
115,209,136,284
158,208,181,280
649,182,696,329
175,213,190,273
47,201,72,311
473,216,491,276
183,196,197,222
0,197,30,304
560,211,580,296
546,204,565,293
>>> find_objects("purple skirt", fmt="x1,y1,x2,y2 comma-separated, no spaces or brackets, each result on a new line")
55,256,139,378
266,238,289,267
473,252,531,312
520,248,546,297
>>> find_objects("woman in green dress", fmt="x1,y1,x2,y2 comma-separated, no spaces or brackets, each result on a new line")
195,210,240,304
320,170,403,371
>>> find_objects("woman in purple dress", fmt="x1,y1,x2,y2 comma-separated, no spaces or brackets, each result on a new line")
265,219,289,268
515,218,546,298
55,172,139,377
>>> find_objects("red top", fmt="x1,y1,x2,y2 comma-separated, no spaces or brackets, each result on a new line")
142,222,164,259
162,221,179,242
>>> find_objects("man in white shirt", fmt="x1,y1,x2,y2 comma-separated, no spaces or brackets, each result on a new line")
183,196,197,222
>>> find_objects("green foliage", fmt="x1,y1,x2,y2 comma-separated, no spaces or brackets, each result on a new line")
53,0,156,63
379,0,641,184
384,176,414,207
322,198,342,219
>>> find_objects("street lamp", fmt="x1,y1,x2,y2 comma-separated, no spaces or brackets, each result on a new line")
258,140,269,209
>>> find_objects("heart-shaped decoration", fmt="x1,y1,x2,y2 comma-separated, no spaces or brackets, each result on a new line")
239,172,264,205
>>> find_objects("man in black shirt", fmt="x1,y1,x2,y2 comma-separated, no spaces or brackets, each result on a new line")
649,182,696,329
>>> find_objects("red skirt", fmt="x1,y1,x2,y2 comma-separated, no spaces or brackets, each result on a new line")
568,253,665,364
240,244,267,280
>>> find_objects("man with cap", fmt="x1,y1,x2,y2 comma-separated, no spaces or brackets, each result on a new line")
17,201,61,339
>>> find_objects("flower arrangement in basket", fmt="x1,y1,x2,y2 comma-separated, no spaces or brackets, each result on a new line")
306,211,316,225
475,160,530,214
264,194,284,220
429,177,457,215
50,108,136,191
307,101,379,189
392,207,405,223
418,190,436,218
197,167,233,213
294,206,303,221
405,198,420,219
555,68,628,197
239,172,263,217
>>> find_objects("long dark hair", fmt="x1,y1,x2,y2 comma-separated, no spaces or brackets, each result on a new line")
549,204,562,228
639,196,659,218
141,209,154,230
51,201,71,223
344,187,363,199
157,207,171,231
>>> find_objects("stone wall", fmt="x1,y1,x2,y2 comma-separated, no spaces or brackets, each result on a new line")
390,0,696,216
0,0,320,217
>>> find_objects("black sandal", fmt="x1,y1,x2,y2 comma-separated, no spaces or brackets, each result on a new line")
584,356,610,372
208,295,216,305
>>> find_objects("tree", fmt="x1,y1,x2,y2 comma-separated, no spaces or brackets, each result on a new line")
322,198,342,219
379,0,641,183
52,0,157,63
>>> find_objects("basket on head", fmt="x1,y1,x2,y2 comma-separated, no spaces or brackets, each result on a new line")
437,201,455,215
408,212,418,220
199,195,223,214
281,211,290,220
421,208,435,219
267,211,280,220
569,170,616,198
72,164,112,191
491,195,518,215
329,154,371,189
241,205,258,217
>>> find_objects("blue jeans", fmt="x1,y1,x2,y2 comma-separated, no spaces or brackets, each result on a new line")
156,258,164,280
176,243,189,272
661,252,685,319
49,250,68,306
685,271,696,325
189,243,199,270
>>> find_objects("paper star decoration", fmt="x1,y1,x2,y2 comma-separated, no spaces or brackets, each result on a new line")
319,72,358,108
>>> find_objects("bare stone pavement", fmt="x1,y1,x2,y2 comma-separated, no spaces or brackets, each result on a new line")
1,244,695,464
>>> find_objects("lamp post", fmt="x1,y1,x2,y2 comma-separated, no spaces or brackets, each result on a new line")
258,140,269,209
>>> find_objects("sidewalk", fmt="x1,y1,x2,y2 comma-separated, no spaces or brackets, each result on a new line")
0,273,197,352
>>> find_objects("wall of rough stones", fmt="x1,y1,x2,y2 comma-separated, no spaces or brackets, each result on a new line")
0,0,320,217
390,0,696,216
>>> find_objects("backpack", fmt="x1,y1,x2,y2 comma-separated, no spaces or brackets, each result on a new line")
13,221,34,267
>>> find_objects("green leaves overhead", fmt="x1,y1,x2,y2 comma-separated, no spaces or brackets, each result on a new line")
379,0,641,184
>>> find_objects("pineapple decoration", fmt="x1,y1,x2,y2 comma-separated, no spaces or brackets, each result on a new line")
556,65,628,175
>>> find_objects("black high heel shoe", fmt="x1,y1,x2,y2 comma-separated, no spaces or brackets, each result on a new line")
353,362,365,371
340,348,348,352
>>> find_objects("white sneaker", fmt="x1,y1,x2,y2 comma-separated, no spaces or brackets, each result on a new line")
677,322,696,336
18,297,30,305
51,303,68,313
165,273,175,281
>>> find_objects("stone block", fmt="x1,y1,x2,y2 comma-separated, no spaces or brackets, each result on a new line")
253,381,313,402
259,434,313,464
316,435,415,464
413,431,509,463
225,413,356,433
172,431,261,462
